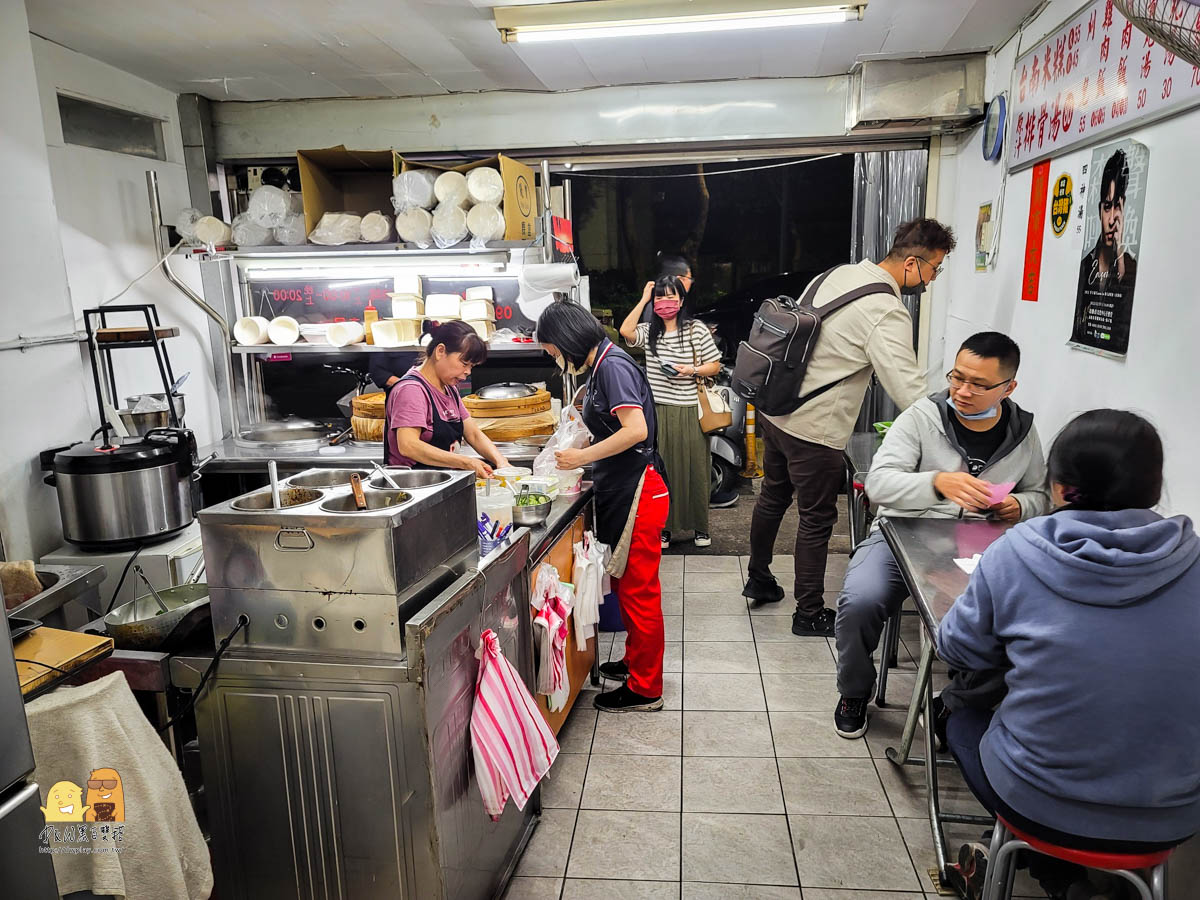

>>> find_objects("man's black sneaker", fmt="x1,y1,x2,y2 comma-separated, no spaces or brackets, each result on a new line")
792,607,836,637
599,659,630,682
742,576,785,607
834,695,869,739
942,841,989,900
594,684,664,713
931,693,951,753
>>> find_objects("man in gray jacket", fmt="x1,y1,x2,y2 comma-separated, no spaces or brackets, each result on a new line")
833,332,1050,739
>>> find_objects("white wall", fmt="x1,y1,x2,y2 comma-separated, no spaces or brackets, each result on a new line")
934,0,1200,517
31,36,221,452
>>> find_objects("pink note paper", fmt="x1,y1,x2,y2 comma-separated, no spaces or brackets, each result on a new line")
986,482,1017,506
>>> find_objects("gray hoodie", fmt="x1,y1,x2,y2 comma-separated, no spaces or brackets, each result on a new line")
865,392,1050,524
937,508,1200,841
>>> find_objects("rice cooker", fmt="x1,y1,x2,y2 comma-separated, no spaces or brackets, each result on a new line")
45,428,202,551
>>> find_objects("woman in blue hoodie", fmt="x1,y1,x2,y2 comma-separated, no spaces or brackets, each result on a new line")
936,409,1200,898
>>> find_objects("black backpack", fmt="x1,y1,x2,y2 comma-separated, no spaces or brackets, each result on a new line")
730,266,894,416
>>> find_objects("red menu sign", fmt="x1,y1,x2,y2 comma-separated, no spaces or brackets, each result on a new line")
1010,0,1200,169
1021,161,1052,302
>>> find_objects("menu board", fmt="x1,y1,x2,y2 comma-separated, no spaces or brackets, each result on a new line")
1010,0,1200,169
247,277,394,324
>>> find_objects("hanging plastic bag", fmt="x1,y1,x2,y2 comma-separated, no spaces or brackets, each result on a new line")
533,405,592,477
308,212,361,246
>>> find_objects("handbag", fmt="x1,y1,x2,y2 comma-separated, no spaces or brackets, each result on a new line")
692,336,732,434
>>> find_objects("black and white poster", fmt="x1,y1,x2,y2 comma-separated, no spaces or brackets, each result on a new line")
1069,138,1149,358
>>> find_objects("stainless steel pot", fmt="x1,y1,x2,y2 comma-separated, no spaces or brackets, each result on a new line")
475,382,536,400
125,393,186,424
46,428,199,551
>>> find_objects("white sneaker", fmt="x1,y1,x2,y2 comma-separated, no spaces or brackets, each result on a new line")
694,532,712,548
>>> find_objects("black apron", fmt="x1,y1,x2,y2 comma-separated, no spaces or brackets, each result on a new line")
387,374,465,469
582,341,665,546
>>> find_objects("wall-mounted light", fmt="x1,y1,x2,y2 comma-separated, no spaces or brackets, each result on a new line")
494,0,865,43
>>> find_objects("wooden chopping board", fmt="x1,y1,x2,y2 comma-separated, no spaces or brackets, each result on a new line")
95,326,179,343
14,628,113,696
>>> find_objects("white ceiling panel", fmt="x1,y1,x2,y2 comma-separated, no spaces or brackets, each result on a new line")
25,0,1044,101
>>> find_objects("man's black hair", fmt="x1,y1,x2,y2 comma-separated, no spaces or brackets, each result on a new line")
959,331,1021,376
886,218,957,260
1100,149,1129,203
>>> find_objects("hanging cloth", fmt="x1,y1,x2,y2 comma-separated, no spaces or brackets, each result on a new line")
471,629,559,820
571,532,605,648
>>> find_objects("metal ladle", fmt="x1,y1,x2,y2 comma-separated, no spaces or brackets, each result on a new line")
268,459,281,509
371,461,401,490
133,565,169,614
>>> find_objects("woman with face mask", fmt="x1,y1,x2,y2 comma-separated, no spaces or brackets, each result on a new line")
385,320,509,479
620,275,723,549
536,301,669,713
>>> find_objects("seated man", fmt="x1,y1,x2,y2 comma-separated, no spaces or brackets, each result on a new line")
833,332,1050,739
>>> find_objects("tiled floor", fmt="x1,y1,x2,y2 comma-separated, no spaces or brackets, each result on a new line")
504,553,1050,900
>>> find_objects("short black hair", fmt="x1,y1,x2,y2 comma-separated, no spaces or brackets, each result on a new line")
1048,409,1163,511
958,331,1021,376
887,218,957,260
657,253,691,278
1100,149,1129,203
535,300,606,369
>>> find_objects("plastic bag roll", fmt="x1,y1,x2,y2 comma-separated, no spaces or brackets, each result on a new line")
392,169,437,211
273,212,307,245
518,263,580,321
175,208,202,242
396,207,433,246
308,212,361,246
466,167,505,205
247,184,291,228
232,212,275,247
193,216,232,245
359,210,393,242
431,204,468,248
466,203,505,242
434,171,470,209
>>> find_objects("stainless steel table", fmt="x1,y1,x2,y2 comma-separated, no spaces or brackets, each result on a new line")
878,516,1011,888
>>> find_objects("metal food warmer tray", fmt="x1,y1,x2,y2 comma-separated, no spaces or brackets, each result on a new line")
175,467,539,900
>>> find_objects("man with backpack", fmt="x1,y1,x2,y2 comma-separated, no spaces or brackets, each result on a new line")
739,218,956,637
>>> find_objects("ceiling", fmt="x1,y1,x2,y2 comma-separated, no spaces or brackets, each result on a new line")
26,0,1044,102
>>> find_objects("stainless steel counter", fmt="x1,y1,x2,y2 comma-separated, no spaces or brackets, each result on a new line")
7,563,106,629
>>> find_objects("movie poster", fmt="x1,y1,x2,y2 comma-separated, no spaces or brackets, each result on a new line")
1069,138,1149,358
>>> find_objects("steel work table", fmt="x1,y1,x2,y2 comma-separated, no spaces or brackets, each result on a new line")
878,515,1011,889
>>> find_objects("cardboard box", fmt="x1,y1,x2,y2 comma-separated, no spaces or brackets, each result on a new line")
296,146,396,237
395,154,537,243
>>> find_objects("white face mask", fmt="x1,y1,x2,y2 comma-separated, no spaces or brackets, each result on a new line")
553,353,589,377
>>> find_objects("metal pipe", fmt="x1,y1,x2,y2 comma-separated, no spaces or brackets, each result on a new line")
146,170,239,439
540,159,554,264
0,332,85,353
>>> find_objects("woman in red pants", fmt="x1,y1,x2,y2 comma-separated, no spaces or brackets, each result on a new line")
537,301,669,712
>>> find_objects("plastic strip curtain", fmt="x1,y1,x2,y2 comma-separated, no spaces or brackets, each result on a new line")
850,149,928,431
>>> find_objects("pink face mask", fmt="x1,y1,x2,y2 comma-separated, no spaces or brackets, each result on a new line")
654,299,682,320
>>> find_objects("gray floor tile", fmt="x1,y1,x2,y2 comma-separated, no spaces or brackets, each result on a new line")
593,710,682,756
862,708,914,759
684,571,744,593
660,555,685,575
682,673,766,711
662,672,683,710
563,879,681,899
663,641,683,673
502,876,564,899
582,754,682,812
777,757,891,816
770,711,871,758
568,810,680,881
660,571,683,592
543,753,589,809
761,673,839,712
682,812,798,886
755,641,836,674
661,592,684,616
557,707,598,755
663,615,683,642
683,614,753,642
802,891,922,900
683,641,759,674
685,555,741,573
683,711,776,757
598,632,616,655
683,593,749,616
516,807,577,877
789,814,921,891
896,818,1045,898
681,884,800,899
683,756,785,813
873,757,985,820
752,616,808,642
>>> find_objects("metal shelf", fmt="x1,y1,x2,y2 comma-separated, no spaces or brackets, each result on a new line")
234,342,543,356
195,240,539,261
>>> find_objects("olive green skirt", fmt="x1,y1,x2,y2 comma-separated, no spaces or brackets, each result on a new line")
656,403,709,535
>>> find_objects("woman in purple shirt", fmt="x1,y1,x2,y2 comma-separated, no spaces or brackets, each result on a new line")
385,320,509,478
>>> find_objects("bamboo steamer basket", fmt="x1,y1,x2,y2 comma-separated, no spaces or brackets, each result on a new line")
351,415,386,442
351,392,387,418
475,410,557,442
462,388,551,418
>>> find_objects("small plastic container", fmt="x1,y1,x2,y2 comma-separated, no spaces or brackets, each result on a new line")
477,486,514,556
555,467,584,495
492,466,531,490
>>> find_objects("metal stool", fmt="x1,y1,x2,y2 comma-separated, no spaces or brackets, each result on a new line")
983,817,1173,900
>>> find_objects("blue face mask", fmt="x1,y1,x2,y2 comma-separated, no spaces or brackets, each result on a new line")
946,396,1000,421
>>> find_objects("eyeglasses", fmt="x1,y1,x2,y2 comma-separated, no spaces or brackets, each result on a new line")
914,255,944,277
946,371,1011,395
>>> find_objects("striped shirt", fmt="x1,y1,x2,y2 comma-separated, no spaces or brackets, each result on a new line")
627,320,722,407
471,628,559,820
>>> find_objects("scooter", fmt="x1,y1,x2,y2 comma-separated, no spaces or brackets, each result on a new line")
708,364,747,508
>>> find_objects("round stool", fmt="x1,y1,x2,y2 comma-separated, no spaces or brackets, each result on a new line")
983,816,1173,900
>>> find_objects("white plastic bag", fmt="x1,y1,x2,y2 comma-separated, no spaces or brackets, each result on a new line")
359,210,393,242
533,406,592,477
246,184,292,228
273,212,307,245
431,203,468,249
391,169,437,211
231,211,275,247
175,208,202,242
308,211,361,246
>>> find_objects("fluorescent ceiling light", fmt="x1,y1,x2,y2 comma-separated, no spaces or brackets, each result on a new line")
495,0,863,44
